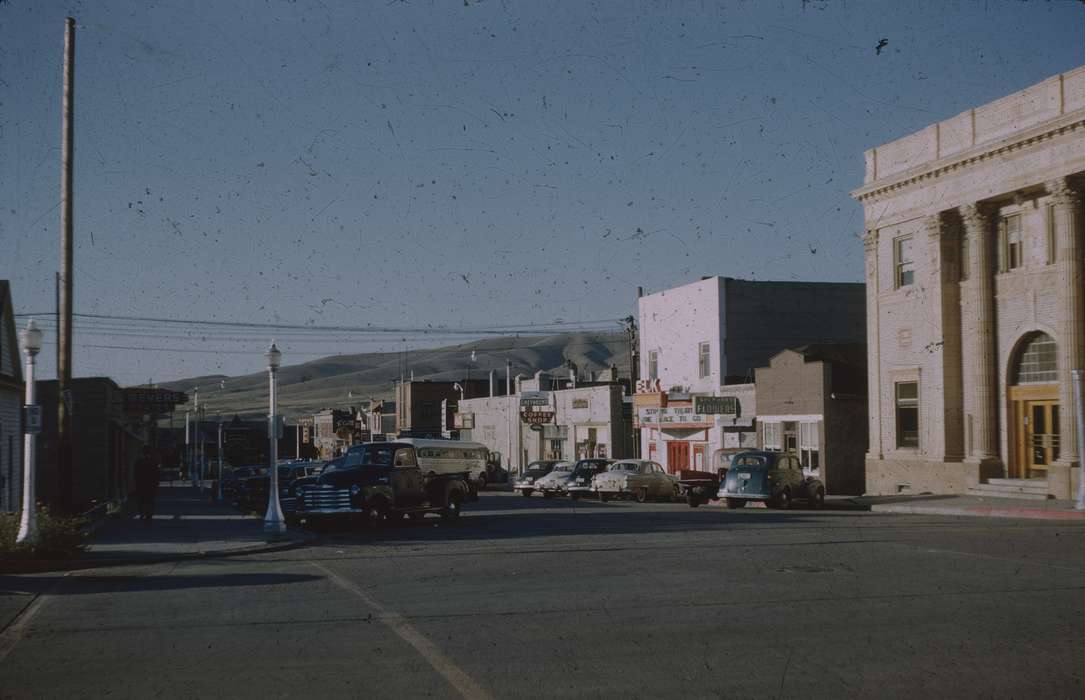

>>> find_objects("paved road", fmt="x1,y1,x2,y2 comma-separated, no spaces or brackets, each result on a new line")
3,493,1085,698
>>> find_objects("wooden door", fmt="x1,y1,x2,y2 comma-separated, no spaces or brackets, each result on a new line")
666,441,690,475
1024,400,1059,478
692,444,707,471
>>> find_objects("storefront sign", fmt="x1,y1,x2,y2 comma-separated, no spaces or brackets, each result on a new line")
694,396,739,416
520,410,555,425
520,391,550,407
454,412,475,429
542,424,568,440
637,406,713,428
23,405,42,434
571,398,589,409
123,388,187,413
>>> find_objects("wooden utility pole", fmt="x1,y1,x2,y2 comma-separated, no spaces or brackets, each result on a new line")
57,17,75,511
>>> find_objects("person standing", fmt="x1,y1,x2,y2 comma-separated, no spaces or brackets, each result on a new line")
134,446,158,523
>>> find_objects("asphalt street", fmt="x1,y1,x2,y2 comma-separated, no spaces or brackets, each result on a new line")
3,492,1085,699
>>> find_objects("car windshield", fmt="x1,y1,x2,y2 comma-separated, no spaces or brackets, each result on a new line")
610,463,638,472
572,461,606,476
730,454,770,469
551,462,573,472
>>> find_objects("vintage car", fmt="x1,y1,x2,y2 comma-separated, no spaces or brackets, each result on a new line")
531,461,575,497
395,438,490,496
513,460,563,497
237,462,323,511
717,450,825,509
561,459,613,499
294,441,472,524
222,465,265,502
592,460,679,502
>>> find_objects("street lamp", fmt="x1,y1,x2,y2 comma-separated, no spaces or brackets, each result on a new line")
264,340,286,537
16,319,43,545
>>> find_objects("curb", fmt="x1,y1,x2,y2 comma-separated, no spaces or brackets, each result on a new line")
869,503,1085,521
0,529,317,575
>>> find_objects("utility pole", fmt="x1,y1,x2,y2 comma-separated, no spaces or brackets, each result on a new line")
57,17,76,512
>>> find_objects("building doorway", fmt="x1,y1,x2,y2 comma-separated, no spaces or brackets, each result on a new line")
1008,332,1059,479
666,441,690,474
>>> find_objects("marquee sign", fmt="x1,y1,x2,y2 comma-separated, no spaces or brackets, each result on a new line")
519,391,551,407
637,406,713,429
635,378,662,394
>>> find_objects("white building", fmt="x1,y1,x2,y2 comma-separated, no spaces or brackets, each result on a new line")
852,66,1085,499
458,372,631,472
636,276,865,473
0,281,25,513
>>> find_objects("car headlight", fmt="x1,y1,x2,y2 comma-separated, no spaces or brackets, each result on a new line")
350,484,361,496
296,486,305,497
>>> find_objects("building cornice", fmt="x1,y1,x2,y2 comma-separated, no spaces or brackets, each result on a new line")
851,111,1085,204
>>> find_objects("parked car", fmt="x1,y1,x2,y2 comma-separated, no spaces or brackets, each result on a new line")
561,459,613,499
480,451,509,489
222,465,265,502
294,441,472,525
531,461,575,498
513,460,563,497
593,460,679,502
716,451,825,509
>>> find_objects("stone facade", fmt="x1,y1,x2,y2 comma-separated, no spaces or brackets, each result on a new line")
852,66,1085,498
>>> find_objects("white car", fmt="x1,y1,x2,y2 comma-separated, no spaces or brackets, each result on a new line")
514,460,564,497
593,460,680,503
532,461,575,498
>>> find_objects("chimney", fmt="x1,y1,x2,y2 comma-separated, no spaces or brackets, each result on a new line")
489,369,496,397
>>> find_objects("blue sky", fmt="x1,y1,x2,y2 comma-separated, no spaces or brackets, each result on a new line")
3,0,1085,383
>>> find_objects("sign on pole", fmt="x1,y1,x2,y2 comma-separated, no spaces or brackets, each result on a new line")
23,405,42,434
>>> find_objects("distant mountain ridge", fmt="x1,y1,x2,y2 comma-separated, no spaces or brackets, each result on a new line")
160,331,628,419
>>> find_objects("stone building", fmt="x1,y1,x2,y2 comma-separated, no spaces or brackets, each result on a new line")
0,281,24,513
754,344,867,495
636,276,866,473
852,66,1085,498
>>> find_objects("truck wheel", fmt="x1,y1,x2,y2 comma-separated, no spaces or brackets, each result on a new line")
726,498,746,509
634,487,648,503
442,490,462,521
520,489,533,497
477,474,487,491
687,493,701,508
363,499,388,526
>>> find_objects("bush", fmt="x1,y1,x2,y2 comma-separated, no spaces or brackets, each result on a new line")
0,506,88,560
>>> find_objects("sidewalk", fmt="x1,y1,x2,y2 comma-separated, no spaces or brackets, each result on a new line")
855,493,1085,521
4,483,311,574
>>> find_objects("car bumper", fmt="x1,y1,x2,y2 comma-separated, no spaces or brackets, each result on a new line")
566,484,593,493
717,490,770,500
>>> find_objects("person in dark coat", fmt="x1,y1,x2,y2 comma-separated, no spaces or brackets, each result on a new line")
134,446,159,523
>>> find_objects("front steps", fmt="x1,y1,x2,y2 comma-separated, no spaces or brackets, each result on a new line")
966,478,1051,500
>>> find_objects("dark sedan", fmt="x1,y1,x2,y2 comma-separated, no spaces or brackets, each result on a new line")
716,451,825,510
239,462,323,512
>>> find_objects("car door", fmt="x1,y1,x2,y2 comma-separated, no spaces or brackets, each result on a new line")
392,447,424,506
783,456,804,497
646,463,665,497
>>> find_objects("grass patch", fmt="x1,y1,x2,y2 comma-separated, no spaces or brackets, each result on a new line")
0,507,88,560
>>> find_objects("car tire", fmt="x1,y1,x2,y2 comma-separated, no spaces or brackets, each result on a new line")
809,487,825,509
672,484,681,502
600,492,610,502
363,499,387,527
687,493,701,508
726,498,746,509
408,511,426,521
570,491,581,500
635,487,648,504
520,489,533,497
778,488,792,510
477,474,487,491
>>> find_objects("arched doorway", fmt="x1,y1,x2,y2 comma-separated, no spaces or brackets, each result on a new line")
1008,332,1059,479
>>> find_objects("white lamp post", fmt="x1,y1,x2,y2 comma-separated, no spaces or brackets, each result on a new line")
16,319,43,545
264,340,286,536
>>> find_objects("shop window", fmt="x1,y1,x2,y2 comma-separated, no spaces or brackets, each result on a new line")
799,422,820,470
894,236,914,288
999,214,1023,271
895,382,919,449
648,351,658,380
762,422,782,450
698,342,710,379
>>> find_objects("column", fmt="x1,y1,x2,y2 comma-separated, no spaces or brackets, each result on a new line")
863,229,882,460
1049,178,1084,492
926,211,964,461
960,202,1000,466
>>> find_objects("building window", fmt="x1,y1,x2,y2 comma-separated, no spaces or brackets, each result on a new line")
799,422,820,471
895,382,919,449
1045,204,1056,265
1013,332,1057,384
648,351,658,380
999,214,1023,271
698,342,710,379
894,236,914,288
762,422,782,450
